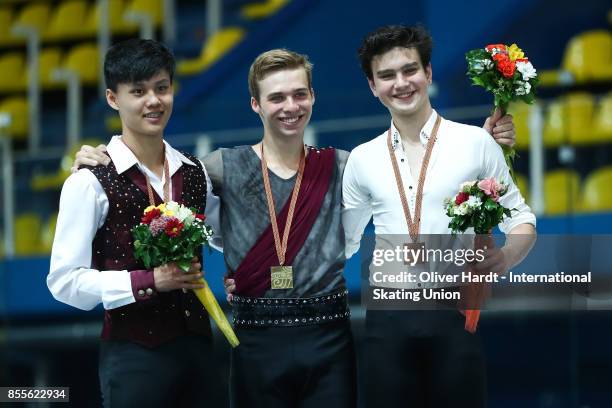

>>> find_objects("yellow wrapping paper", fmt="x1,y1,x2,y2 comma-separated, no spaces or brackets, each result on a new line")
193,278,240,347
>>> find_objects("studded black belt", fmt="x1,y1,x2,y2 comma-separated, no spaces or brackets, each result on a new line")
231,290,351,328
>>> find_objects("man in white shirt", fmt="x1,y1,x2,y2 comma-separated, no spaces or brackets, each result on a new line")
343,25,536,407
48,39,221,407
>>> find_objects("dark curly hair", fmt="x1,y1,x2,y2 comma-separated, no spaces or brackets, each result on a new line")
358,24,433,80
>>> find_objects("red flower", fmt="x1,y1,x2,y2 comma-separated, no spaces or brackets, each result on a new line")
141,208,161,224
515,58,529,63
492,53,508,63
164,218,184,237
455,192,470,205
195,214,206,221
497,58,516,78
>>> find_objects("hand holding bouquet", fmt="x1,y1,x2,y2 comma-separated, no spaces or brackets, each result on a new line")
466,43,539,179
133,202,239,347
445,178,514,333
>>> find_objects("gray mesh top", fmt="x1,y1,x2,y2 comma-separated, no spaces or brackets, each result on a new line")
202,145,349,298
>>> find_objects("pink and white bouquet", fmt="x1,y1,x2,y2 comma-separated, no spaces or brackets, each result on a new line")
132,202,239,347
444,177,513,234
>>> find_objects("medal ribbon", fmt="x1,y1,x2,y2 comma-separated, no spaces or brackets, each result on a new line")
260,143,306,266
386,115,442,242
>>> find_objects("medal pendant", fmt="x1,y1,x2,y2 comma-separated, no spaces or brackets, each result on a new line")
271,265,293,289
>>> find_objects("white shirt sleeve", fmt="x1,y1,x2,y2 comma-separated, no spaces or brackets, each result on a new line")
47,169,135,311
342,149,374,259
200,160,223,252
479,132,537,233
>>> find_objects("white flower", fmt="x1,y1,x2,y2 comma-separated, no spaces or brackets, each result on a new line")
453,202,470,216
515,80,532,96
466,196,482,209
516,61,537,81
165,201,195,225
460,181,477,192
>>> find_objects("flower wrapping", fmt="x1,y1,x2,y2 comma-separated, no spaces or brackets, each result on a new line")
132,202,239,347
466,43,539,180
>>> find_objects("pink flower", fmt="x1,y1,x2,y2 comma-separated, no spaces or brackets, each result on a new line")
478,177,503,202
149,215,170,236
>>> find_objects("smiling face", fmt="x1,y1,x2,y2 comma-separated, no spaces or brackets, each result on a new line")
368,46,432,120
106,69,173,139
251,67,315,140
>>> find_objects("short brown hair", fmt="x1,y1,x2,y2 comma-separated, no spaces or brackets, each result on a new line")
248,49,313,101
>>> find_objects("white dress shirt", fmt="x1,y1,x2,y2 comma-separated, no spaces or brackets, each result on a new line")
48,136,221,311
342,110,536,261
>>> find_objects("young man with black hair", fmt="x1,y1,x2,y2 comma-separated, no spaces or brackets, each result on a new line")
48,38,220,407
343,25,536,407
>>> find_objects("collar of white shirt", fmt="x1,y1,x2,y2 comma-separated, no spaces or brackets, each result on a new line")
390,109,439,150
106,135,196,176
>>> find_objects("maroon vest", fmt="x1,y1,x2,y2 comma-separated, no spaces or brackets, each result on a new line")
88,153,211,348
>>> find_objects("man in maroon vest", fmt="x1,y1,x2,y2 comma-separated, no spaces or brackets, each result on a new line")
48,39,220,407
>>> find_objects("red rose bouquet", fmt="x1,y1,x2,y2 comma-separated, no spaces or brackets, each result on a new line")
133,202,239,347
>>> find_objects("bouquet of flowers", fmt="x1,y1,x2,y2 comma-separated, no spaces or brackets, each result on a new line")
133,202,239,347
445,177,513,234
466,43,538,178
445,177,513,333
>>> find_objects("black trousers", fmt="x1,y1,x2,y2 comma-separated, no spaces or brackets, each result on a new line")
99,334,217,408
364,310,486,408
230,319,357,408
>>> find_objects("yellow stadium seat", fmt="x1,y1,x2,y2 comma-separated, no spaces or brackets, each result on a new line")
177,27,245,76
507,102,530,150
83,0,138,36
562,30,612,83
565,93,595,145
44,0,88,40
593,92,612,142
241,0,289,19
61,43,99,85
515,173,529,204
124,0,162,27
543,99,565,148
12,2,49,35
0,97,28,140
31,138,103,191
0,7,21,46
0,52,26,92
37,48,64,89
544,169,580,215
15,213,43,256
579,167,612,212
40,212,58,253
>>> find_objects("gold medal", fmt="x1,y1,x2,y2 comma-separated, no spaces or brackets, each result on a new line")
271,265,294,289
